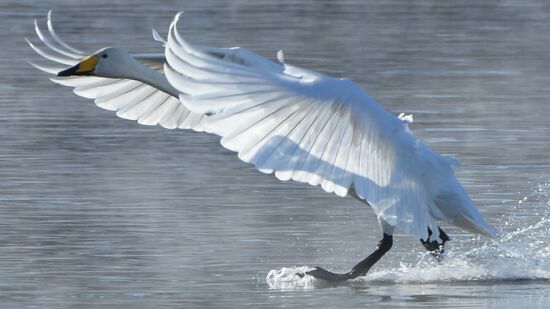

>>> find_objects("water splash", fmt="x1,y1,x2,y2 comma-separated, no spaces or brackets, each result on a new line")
267,183,550,289
266,266,317,289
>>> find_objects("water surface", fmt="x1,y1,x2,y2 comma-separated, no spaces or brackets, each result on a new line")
1,0,549,308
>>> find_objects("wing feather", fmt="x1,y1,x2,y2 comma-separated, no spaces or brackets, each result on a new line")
34,19,81,59
288,100,338,184
28,13,205,131
100,84,156,112
137,92,172,125
164,13,463,239
214,94,293,150
74,79,132,99
46,11,85,55
273,101,323,181
51,76,105,87
251,99,317,173
118,90,167,121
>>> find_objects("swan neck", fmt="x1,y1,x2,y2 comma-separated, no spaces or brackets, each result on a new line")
125,59,179,98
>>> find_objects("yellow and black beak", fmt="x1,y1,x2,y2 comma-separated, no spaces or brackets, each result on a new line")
57,55,99,77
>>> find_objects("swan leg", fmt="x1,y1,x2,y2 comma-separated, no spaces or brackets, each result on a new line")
299,234,393,282
420,227,450,257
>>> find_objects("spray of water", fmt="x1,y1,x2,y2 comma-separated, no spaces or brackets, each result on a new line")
267,183,550,289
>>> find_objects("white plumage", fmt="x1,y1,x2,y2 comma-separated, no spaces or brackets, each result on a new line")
28,11,495,243
163,13,495,241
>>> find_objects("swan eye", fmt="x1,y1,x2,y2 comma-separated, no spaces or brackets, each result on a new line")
102,54,108,59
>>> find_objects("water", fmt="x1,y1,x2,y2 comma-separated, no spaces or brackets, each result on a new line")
1,0,549,307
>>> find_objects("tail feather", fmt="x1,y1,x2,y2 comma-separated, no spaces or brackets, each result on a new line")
454,213,497,238
434,187,496,238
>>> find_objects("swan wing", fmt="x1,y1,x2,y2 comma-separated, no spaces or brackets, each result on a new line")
164,14,456,239
27,11,204,130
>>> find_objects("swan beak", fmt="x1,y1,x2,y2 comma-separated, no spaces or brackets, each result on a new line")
57,55,99,76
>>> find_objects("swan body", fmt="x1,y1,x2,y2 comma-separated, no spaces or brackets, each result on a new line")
163,13,495,241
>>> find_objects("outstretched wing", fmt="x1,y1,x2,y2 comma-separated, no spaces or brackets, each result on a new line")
27,11,204,130
164,13,452,240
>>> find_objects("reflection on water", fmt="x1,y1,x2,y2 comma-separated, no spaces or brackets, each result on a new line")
1,0,549,308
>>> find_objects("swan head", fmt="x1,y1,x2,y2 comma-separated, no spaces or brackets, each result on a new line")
57,47,134,78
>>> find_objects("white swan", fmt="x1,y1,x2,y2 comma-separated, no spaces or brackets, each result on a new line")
29,12,496,282
162,13,496,281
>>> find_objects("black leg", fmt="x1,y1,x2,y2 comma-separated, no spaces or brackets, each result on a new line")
420,227,450,256
299,233,393,282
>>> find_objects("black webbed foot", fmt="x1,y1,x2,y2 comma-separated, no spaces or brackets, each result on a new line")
420,227,450,259
421,240,445,259
297,234,393,282
299,267,352,282
421,238,443,251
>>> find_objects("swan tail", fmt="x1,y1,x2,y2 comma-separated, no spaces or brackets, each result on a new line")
453,212,497,238
433,181,496,238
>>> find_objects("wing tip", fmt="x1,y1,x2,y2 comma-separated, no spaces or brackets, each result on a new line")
27,60,51,74
174,11,184,24
169,11,185,38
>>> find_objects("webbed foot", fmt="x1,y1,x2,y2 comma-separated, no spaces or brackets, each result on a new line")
296,234,393,282
298,267,352,282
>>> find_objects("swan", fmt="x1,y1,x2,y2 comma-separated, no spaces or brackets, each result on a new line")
162,13,496,281
29,12,496,282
